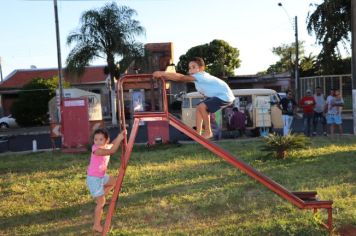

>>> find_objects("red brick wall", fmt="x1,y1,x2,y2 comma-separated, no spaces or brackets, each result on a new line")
126,42,174,73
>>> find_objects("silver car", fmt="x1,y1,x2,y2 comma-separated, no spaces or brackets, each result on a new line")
0,115,18,129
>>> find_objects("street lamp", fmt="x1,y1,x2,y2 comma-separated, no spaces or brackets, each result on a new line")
278,2,299,100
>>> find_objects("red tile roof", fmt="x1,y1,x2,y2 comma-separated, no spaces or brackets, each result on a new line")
0,66,107,89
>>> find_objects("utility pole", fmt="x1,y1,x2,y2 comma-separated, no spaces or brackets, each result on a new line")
294,16,299,100
53,0,63,106
352,0,356,135
0,57,3,82
278,3,299,100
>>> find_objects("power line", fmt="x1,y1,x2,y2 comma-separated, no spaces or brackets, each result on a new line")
0,88,52,92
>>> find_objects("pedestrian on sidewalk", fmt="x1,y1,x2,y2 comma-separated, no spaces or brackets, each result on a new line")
312,86,327,136
229,107,246,137
326,89,344,136
299,89,315,137
280,90,297,136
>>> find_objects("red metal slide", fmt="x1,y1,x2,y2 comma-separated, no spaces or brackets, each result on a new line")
101,74,333,235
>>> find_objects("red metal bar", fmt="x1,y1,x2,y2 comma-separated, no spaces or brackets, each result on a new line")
134,112,168,121
161,79,169,117
327,208,333,230
304,201,333,209
101,118,140,236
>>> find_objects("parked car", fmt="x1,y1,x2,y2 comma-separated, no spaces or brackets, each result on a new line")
0,115,18,129
278,92,287,99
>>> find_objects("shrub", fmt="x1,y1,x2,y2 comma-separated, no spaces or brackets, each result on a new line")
11,77,69,127
261,133,310,159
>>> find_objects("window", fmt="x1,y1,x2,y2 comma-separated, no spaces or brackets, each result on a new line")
270,94,279,105
191,98,203,108
182,98,190,108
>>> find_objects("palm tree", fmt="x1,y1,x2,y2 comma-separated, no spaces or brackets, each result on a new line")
66,2,145,124
300,53,317,76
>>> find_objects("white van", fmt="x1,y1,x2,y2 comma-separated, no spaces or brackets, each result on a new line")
181,88,283,132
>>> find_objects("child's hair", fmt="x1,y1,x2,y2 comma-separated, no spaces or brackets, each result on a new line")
93,128,109,141
190,57,205,68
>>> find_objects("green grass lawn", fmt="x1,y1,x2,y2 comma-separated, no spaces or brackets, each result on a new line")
0,136,355,235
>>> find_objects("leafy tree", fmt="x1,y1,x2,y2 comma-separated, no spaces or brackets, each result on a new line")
307,0,351,73
11,77,70,127
66,2,145,85
330,57,351,74
176,39,241,78
265,41,350,76
266,41,305,75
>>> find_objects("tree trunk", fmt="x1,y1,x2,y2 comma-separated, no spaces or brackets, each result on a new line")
107,54,118,126
277,149,286,159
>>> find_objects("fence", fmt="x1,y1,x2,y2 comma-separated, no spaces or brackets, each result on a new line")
300,74,352,110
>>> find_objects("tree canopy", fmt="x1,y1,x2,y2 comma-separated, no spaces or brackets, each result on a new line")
176,39,241,78
66,2,145,86
11,77,70,127
264,41,305,75
262,40,351,76
307,0,351,73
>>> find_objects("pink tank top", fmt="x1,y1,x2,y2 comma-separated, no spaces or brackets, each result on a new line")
87,144,110,177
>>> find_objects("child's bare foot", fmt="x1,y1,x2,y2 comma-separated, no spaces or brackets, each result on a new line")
92,225,103,233
202,132,213,139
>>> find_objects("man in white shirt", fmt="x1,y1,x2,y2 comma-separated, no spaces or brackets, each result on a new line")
312,87,327,136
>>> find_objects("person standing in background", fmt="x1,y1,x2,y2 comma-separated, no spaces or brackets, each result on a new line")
279,90,297,136
326,89,344,136
299,89,316,137
229,107,246,137
312,87,327,136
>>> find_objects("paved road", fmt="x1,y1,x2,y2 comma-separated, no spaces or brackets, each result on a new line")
0,116,354,153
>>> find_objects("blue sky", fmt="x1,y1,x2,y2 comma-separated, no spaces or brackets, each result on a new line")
0,0,325,78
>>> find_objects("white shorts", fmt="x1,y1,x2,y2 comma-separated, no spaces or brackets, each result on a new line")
86,174,110,198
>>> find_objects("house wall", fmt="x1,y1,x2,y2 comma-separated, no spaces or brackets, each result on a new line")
71,83,110,117
228,77,291,93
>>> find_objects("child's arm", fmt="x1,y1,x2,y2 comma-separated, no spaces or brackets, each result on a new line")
153,71,195,82
94,130,126,156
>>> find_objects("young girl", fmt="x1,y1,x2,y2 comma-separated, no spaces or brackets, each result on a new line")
86,129,126,233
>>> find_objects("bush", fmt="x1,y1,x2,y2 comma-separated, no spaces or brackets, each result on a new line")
11,77,69,127
261,133,310,159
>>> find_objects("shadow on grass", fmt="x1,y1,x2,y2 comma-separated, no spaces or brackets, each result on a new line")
0,178,255,235
34,223,93,236
0,201,93,232
0,151,89,175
